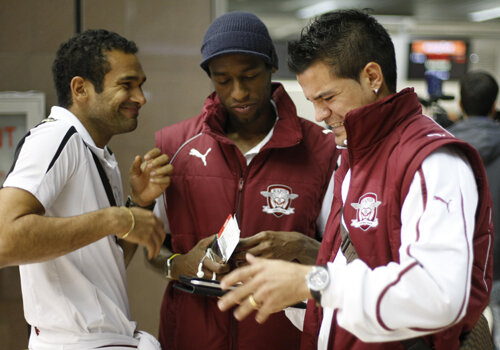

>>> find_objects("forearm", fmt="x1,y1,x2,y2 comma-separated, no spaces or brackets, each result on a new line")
0,206,131,267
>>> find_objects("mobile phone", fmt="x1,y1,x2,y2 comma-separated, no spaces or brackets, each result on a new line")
174,275,236,297
190,278,236,290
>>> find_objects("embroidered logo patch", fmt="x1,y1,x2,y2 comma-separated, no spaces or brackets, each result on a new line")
189,147,211,166
260,184,298,217
350,192,381,231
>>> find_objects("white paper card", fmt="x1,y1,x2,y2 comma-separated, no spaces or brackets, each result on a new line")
217,214,240,262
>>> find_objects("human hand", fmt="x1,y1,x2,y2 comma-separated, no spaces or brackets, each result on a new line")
119,207,166,260
232,231,320,266
129,148,173,207
168,235,230,280
218,253,312,324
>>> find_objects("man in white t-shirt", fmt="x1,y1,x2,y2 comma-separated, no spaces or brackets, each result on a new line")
0,29,171,349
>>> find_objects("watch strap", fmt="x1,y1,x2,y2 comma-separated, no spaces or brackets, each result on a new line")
125,195,155,210
311,289,322,307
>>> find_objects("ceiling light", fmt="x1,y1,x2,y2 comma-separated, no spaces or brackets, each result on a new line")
469,6,500,22
296,1,338,19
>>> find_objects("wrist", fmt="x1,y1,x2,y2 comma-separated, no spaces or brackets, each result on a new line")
126,195,155,210
120,206,135,239
305,265,330,307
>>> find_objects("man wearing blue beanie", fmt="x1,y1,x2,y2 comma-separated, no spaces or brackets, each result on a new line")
150,12,339,350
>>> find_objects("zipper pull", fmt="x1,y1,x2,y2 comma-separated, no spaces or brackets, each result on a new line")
238,177,244,191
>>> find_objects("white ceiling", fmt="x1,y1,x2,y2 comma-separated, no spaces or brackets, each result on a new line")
227,0,500,40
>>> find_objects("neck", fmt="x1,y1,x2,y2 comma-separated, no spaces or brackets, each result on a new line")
225,103,276,154
69,106,110,148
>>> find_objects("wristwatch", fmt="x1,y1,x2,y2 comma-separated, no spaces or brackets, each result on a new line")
125,195,155,210
306,265,330,307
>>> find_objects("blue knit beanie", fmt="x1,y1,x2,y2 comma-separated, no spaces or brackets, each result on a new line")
200,12,278,74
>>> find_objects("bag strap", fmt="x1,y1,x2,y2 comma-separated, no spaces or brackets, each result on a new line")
89,148,117,207
340,206,358,263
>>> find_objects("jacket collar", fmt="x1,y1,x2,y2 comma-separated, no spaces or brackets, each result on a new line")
344,88,422,156
201,82,303,149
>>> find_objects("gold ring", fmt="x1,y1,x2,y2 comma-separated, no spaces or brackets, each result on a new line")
248,294,260,309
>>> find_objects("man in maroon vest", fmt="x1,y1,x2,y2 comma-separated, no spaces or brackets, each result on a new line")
148,12,339,350
218,9,493,350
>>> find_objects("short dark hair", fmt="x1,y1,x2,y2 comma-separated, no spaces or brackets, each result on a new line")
288,9,397,93
52,29,138,108
460,71,498,117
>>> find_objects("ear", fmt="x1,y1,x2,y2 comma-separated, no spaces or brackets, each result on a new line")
362,62,384,92
489,100,497,118
70,76,89,104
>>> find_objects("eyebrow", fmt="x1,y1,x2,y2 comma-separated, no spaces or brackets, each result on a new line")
310,89,334,101
118,75,147,84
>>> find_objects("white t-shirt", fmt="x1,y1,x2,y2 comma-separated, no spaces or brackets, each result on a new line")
4,106,137,349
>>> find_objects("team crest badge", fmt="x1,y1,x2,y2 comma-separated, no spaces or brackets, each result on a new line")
350,192,381,231
260,184,298,218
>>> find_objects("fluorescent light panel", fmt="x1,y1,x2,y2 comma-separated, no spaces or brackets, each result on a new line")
469,6,500,22
297,1,338,19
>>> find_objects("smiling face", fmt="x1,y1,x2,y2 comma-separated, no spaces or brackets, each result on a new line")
297,60,378,147
208,53,274,127
83,49,147,146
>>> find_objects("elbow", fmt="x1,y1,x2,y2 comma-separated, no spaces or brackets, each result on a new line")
0,244,10,269
436,296,466,327
0,234,18,268
416,292,466,330
432,273,470,328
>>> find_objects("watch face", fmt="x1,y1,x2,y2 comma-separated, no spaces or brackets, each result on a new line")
308,266,329,291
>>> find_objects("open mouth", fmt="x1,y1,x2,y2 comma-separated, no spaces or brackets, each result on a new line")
330,122,344,128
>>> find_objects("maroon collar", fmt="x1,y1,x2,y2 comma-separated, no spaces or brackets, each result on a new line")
200,82,304,149
344,88,422,157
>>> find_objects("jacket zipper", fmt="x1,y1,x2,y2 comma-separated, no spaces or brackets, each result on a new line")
236,176,244,221
232,156,245,350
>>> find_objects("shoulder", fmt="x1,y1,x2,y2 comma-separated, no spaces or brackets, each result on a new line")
4,118,86,197
24,118,84,154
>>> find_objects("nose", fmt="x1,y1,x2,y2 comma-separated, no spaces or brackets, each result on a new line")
231,80,249,102
132,87,147,106
314,105,330,123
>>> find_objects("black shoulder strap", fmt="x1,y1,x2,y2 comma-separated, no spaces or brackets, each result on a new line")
89,148,117,207
339,206,358,263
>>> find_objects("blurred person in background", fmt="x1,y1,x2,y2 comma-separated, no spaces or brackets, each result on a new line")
448,70,500,348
